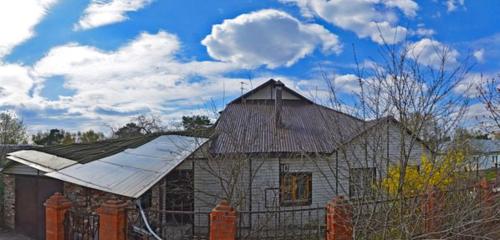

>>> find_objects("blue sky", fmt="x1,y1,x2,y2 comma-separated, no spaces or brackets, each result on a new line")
0,0,498,134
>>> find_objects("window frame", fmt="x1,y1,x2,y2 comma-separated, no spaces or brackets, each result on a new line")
279,172,313,207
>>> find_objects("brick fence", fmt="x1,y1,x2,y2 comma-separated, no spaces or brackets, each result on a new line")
45,178,498,240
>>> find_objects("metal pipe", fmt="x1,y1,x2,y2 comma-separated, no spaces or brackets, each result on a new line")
136,200,163,240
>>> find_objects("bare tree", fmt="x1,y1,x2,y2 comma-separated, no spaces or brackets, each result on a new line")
477,75,500,131
0,112,27,166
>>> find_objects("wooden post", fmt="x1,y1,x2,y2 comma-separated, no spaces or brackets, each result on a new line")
44,192,72,240
209,200,237,240
326,196,353,240
97,199,128,240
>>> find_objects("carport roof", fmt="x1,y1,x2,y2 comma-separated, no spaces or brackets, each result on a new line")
6,134,207,198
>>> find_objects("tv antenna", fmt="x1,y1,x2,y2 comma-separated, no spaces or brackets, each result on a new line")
240,81,248,95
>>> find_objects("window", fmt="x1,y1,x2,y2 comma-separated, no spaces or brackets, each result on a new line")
280,172,312,206
349,168,376,198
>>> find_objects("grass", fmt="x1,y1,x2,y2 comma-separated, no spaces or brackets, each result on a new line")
483,168,498,181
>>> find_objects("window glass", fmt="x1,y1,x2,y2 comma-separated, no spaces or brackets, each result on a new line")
280,172,312,206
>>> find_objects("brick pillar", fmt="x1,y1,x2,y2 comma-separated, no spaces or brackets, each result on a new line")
421,187,441,235
97,199,128,240
326,196,353,240
209,200,237,240
44,192,72,240
478,178,494,219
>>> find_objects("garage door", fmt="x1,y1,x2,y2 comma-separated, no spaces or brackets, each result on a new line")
15,175,63,240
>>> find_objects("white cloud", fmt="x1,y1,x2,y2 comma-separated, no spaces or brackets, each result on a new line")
332,74,361,93
0,0,58,58
446,0,465,12
32,31,246,126
281,0,419,44
75,0,153,30
453,73,485,97
201,9,341,69
412,27,436,37
408,38,459,67
382,0,419,17
473,49,485,62
0,63,36,107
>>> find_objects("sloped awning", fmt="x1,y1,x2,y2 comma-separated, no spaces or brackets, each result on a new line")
7,135,207,198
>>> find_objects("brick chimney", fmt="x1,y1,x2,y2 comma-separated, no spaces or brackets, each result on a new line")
275,81,284,128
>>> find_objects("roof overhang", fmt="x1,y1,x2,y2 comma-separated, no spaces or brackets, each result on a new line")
7,150,77,173
5,135,207,198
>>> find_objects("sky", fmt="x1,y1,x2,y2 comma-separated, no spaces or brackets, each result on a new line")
0,0,498,134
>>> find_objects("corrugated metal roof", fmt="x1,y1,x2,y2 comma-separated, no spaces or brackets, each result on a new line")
8,150,77,172
34,135,160,164
211,100,366,154
7,135,207,198
467,139,500,153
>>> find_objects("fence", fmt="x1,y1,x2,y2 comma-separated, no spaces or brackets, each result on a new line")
236,206,325,240
64,209,99,240
44,178,498,240
127,208,210,240
350,184,499,239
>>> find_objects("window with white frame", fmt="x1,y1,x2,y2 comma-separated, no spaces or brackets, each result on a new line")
349,167,376,198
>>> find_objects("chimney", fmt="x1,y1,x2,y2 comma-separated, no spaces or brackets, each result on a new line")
275,81,284,128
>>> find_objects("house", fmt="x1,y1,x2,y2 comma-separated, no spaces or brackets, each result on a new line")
466,139,500,170
2,79,429,238
193,79,429,228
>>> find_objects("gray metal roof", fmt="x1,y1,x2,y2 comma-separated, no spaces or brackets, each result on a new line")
211,99,366,154
8,150,77,172
7,135,207,198
467,139,500,154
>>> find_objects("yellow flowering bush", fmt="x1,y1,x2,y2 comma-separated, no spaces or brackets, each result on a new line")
381,151,466,196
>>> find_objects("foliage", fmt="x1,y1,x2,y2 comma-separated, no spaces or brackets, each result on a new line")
61,132,76,145
381,151,466,196
32,129,65,146
114,123,144,138
113,114,163,138
33,129,105,145
0,112,27,144
182,115,212,130
78,130,105,143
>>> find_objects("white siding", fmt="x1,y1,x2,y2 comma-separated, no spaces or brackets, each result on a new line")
192,120,430,227
246,85,300,100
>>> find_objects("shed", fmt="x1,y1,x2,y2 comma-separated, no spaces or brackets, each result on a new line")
2,133,207,239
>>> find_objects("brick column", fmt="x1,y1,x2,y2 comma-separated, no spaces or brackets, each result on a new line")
44,192,72,240
326,196,353,240
209,200,237,240
97,199,128,240
478,178,494,219
421,187,442,235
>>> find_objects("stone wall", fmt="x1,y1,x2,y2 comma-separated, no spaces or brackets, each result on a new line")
2,174,15,229
63,183,134,213
63,182,162,212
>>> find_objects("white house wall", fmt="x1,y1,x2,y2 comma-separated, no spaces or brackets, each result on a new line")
245,84,300,100
192,120,430,228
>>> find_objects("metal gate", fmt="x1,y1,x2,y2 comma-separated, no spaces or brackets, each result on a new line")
15,175,63,240
64,210,99,240
127,208,210,240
